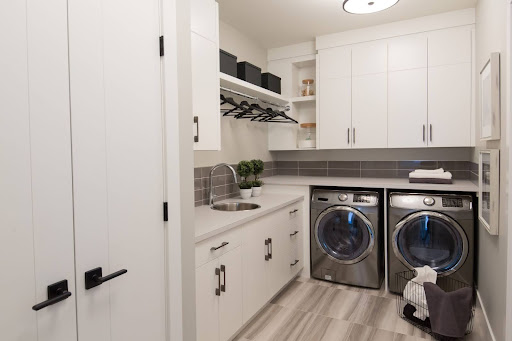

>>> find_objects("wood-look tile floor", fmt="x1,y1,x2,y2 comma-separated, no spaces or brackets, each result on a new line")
233,277,493,341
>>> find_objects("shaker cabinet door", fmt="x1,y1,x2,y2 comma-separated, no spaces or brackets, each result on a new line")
196,259,221,341
219,247,243,341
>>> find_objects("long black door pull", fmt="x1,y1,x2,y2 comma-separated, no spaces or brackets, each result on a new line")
85,267,128,290
32,280,72,311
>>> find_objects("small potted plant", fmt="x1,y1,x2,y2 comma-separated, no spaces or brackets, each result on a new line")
237,160,254,199
251,159,264,197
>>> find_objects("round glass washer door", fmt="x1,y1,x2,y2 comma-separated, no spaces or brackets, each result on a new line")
314,206,375,265
392,211,469,276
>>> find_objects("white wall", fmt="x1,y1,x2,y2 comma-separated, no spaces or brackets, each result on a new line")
194,21,273,167
473,0,509,340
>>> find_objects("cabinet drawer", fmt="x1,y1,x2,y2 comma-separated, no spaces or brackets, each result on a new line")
196,227,242,268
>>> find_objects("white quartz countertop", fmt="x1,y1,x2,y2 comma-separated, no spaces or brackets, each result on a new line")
195,193,304,243
263,176,479,193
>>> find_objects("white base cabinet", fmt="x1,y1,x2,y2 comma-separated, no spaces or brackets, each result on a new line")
195,201,303,340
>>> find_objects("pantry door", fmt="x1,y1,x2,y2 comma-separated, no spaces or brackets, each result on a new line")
68,0,166,340
0,0,77,340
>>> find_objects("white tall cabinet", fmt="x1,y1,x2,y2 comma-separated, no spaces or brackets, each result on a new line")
1,1,77,340
2,0,185,340
68,0,166,340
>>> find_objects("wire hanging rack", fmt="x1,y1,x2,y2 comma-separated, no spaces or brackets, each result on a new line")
220,87,297,124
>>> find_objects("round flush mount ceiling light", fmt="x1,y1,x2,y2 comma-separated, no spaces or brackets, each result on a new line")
343,0,399,14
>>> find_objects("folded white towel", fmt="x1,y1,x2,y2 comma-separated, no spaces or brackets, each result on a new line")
412,168,445,174
403,266,438,320
409,171,452,180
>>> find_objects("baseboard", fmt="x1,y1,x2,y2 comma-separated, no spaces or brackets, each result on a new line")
476,289,497,341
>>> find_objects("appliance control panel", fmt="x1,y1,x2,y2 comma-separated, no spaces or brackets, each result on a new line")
312,190,379,206
390,193,472,211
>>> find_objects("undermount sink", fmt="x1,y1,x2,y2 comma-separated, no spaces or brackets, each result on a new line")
211,202,261,212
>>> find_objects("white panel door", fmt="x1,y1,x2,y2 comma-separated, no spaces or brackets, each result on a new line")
0,0,77,340
318,47,352,149
192,32,221,150
196,259,220,341
388,34,427,71
428,63,472,147
68,0,166,340
267,222,291,296
191,0,218,43
219,247,243,341
352,41,387,76
352,73,388,149
388,69,428,148
428,27,471,67
242,219,271,322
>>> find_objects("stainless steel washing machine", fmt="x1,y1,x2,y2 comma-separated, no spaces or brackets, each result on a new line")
388,192,475,293
310,188,384,288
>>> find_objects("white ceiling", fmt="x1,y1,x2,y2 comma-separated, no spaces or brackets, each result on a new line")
218,0,477,48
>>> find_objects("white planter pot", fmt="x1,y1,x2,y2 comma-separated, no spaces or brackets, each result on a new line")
252,186,262,197
240,188,252,199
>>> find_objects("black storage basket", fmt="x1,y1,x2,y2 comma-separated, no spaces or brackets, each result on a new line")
396,271,475,340
220,49,237,77
237,61,261,86
261,72,281,94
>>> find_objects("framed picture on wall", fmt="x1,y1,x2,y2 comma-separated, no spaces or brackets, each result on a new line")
480,52,501,141
478,149,500,235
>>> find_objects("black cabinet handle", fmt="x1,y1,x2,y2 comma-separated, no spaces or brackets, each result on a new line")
215,267,221,296
268,238,272,259
347,128,350,145
290,231,299,237
32,280,71,311
194,116,199,143
290,260,299,267
430,124,433,142
85,267,127,290
210,242,229,251
289,209,298,214
220,265,226,292
265,238,270,261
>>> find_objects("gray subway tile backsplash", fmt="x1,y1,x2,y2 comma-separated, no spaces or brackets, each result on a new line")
193,159,475,206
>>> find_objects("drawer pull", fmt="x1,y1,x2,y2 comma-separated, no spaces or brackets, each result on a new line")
210,242,229,251
290,231,299,237
265,238,272,261
289,209,298,214
290,260,299,267
220,265,226,292
215,268,221,296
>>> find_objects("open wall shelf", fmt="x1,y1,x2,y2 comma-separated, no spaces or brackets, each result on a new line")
219,72,289,106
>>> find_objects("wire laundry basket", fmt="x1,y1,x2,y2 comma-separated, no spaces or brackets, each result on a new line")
395,271,475,341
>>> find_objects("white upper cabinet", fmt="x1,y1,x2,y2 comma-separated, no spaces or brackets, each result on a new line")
388,34,427,71
388,68,428,148
318,47,352,150
192,32,221,150
191,0,220,151
352,73,388,149
428,63,472,147
191,0,218,42
428,27,472,67
352,41,387,76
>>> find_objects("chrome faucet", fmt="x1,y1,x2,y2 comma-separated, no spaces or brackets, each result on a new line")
209,163,238,206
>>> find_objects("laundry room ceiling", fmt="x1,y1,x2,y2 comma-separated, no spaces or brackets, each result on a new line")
217,0,477,48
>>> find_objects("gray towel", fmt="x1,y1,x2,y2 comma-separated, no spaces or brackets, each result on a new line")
424,282,473,338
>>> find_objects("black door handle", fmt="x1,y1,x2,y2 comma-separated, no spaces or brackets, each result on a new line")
32,280,72,311
215,267,221,296
85,267,128,290
290,231,299,237
290,260,299,267
265,238,270,261
211,242,229,251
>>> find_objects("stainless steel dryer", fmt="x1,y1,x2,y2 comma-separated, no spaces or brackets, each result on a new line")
388,192,475,293
310,188,384,289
